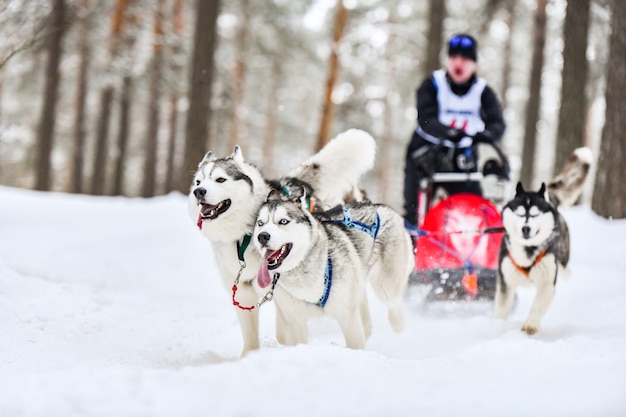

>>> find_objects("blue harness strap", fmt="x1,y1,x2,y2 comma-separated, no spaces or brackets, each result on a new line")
315,253,333,308
311,208,378,308
333,208,380,239
313,208,378,308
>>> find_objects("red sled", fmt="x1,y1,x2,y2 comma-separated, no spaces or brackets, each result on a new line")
408,142,509,301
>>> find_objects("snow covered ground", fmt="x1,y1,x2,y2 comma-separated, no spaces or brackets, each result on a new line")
1,185,625,417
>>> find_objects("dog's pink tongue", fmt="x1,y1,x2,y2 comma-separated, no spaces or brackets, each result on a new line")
257,252,273,288
196,214,203,230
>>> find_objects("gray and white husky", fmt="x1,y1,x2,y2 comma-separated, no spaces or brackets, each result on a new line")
252,190,414,349
495,147,592,335
188,129,376,355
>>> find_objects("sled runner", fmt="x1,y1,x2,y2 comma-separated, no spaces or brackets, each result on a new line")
408,140,510,302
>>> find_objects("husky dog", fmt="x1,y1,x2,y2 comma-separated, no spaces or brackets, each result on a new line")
188,129,376,355
495,147,592,335
253,190,414,349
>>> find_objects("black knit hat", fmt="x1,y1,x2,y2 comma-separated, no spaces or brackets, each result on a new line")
448,34,477,62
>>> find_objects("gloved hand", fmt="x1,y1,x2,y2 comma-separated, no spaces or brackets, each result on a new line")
446,128,466,142
473,130,494,144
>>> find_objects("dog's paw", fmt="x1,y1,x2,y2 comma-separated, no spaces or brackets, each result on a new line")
521,324,538,335
559,263,572,281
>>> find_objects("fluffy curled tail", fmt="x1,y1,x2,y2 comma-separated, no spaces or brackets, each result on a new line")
548,147,593,208
287,129,377,208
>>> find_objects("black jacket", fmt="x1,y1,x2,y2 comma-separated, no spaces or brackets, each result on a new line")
412,72,506,150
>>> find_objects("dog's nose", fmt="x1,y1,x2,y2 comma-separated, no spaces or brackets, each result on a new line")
257,231,271,246
193,187,207,199
522,226,531,238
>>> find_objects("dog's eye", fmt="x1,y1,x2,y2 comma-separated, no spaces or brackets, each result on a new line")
195,180,201,186
216,177,226,183
257,220,265,227
528,206,540,217
279,219,290,225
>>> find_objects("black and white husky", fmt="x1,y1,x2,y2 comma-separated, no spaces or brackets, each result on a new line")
495,147,592,335
252,190,414,349
188,129,376,355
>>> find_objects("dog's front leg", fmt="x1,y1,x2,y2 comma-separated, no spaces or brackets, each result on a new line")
359,290,373,338
338,306,367,349
522,282,555,335
386,299,406,333
494,277,516,320
274,291,309,346
233,282,260,356
235,307,260,356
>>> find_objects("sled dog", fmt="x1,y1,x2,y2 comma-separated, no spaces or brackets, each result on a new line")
253,189,414,349
494,147,592,335
188,129,376,355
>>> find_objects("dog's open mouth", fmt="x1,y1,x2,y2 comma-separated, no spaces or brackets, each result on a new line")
265,243,292,270
258,243,292,288
196,200,231,229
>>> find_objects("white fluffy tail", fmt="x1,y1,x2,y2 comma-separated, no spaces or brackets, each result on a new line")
288,129,377,207
548,147,593,208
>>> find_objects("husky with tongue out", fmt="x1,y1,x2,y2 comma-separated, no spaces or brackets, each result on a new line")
188,129,377,356
253,189,413,349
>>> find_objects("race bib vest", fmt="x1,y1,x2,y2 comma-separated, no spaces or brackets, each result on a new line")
433,69,486,137
415,70,488,149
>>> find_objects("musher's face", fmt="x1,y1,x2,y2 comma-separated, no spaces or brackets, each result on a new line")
446,55,476,84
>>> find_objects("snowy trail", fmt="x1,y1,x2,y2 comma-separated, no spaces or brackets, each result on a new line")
1,186,624,417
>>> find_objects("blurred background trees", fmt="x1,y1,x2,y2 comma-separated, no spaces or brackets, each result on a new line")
0,0,624,218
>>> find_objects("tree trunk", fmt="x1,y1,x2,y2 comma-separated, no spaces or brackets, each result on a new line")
228,3,249,152
90,86,114,195
69,0,91,194
554,0,591,174
90,0,130,195
424,0,446,76
315,0,347,151
499,0,516,110
164,95,178,192
164,0,185,193
592,0,626,219
0,68,3,130
262,67,278,177
478,0,501,39
141,0,165,198
34,0,66,191
112,76,132,196
178,0,221,193
380,11,398,203
519,0,547,188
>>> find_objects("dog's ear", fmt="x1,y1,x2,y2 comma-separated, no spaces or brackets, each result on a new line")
198,151,214,168
231,145,244,163
538,182,548,200
266,189,282,202
515,181,525,196
286,185,306,203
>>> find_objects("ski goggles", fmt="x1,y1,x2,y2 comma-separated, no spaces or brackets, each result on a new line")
449,35,474,49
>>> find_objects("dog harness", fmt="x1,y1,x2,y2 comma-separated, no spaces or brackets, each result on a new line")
328,208,381,240
506,246,548,278
236,234,252,264
316,253,333,308
271,254,333,308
